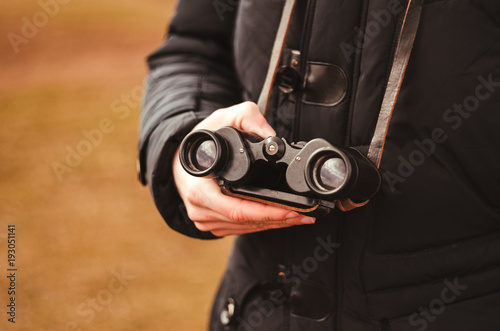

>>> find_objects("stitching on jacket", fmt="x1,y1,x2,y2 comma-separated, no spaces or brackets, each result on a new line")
367,230,500,259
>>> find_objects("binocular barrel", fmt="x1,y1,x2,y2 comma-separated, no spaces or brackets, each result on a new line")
179,130,228,177
302,147,382,201
179,127,381,204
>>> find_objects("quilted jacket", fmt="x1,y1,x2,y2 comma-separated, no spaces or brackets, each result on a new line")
138,0,500,329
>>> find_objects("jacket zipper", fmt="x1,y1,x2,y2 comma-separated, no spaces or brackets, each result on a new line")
287,4,318,330
292,0,317,143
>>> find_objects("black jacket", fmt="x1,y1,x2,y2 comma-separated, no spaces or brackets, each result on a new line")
138,0,500,330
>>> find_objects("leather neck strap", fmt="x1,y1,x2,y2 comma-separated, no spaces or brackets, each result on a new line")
258,0,424,169
366,0,424,166
257,0,297,115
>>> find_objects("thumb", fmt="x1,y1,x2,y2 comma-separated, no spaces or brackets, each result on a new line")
251,120,276,139
237,102,276,138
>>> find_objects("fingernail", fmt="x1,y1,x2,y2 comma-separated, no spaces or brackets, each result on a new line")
285,212,300,219
256,130,272,139
300,216,316,224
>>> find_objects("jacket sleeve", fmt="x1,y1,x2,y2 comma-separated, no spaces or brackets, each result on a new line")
138,0,243,239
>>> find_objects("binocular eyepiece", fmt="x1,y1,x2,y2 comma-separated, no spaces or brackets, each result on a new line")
180,130,227,177
179,126,381,215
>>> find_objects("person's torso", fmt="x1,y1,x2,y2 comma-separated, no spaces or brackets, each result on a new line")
212,1,500,330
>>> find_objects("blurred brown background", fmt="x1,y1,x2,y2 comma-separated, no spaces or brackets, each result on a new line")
0,0,234,330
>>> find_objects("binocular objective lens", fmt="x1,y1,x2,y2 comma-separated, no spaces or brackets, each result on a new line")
319,157,347,190
194,140,217,171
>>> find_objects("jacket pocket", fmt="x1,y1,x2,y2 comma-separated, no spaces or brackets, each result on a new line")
210,269,286,331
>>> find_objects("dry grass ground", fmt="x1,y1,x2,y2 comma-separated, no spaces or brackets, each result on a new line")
0,0,234,330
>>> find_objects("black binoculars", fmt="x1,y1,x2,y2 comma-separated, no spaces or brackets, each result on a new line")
179,126,381,215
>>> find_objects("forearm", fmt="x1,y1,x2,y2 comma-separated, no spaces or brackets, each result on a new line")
138,0,242,238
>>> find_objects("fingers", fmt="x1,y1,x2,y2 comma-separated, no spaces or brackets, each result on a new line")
183,178,308,223
215,197,315,225
184,180,315,231
194,216,312,237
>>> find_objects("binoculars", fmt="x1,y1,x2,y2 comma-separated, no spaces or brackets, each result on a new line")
179,126,381,215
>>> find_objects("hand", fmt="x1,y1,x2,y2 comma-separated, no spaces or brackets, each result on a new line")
172,102,316,237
